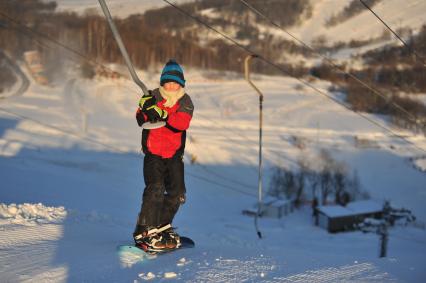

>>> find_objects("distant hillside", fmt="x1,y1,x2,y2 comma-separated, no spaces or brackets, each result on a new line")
0,0,312,77
144,0,311,32
1,0,425,78
54,0,193,18
326,0,382,27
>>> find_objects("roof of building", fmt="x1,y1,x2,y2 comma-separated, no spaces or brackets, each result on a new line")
317,200,382,218
262,196,293,207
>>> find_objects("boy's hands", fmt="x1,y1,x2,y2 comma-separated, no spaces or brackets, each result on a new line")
137,91,168,122
145,105,168,122
138,94,156,111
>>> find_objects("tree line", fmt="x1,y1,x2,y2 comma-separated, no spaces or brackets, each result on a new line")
0,0,313,82
269,150,368,208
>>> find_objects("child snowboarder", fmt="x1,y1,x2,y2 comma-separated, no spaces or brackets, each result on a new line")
133,59,194,250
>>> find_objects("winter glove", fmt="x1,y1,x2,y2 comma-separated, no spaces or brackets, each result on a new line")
145,105,168,122
138,93,156,111
135,107,145,126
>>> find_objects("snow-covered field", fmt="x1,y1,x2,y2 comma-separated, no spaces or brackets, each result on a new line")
1,63,426,282
54,0,193,17
288,0,426,45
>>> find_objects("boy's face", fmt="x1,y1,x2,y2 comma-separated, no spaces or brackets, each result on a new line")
163,81,181,92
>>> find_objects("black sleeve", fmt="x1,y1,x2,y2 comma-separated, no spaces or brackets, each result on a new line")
136,109,146,127
178,94,194,117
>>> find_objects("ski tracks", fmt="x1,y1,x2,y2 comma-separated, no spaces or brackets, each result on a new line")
186,256,396,282
190,255,275,282
190,259,397,283
273,262,397,283
0,223,65,282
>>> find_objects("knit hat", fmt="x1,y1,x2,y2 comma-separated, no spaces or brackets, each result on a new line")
160,59,185,88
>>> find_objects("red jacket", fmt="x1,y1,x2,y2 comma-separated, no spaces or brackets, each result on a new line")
136,88,194,159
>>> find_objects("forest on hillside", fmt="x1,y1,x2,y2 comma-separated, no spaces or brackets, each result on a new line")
0,0,311,81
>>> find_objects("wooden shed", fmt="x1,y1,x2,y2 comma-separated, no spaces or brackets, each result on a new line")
315,200,383,233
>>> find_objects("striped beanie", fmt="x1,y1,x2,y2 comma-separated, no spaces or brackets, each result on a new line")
160,59,185,88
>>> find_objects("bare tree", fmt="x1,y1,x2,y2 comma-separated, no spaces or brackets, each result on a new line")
320,169,332,205
269,166,285,198
294,158,309,207
283,170,296,199
333,170,346,205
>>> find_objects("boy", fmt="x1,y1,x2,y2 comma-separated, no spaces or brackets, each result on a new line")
133,59,194,249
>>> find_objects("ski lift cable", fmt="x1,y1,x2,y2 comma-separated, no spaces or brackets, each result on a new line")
0,106,257,198
359,0,426,67
238,0,423,127
162,0,426,156
186,171,257,197
0,15,263,197
188,153,258,189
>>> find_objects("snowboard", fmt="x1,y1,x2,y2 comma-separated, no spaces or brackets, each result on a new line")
118,236,195,257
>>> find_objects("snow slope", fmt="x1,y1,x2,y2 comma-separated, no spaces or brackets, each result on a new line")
289,0,426,45
54,0,193,17
1,64,426,282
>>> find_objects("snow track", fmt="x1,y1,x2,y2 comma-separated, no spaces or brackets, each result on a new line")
0,223,64,282
275,263,396,283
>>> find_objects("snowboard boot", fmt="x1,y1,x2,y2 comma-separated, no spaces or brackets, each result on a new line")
133,225,148,245
133,225,175,250
162,226,181,249
142,233,168,250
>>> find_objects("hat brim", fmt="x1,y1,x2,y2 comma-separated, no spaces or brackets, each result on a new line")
160,76,185,87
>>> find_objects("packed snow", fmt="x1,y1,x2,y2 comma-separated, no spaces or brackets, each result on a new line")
0,203,67,225
412,157,426,172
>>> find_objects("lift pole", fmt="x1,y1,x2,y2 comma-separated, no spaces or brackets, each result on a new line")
98,0,164,129
244,55,263,239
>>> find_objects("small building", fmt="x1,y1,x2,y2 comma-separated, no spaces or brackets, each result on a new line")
243,196,294,218
262,197,294,218
315,200,383,233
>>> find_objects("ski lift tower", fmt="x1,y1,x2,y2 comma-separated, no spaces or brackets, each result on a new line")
244,54,264,239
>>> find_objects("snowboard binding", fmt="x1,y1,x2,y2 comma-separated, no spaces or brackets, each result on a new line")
134,224,181,254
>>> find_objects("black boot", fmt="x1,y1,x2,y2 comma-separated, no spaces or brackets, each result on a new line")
133,225,148,244
161,226,181,248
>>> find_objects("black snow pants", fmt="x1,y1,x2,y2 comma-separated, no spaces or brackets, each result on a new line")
136,153,186,230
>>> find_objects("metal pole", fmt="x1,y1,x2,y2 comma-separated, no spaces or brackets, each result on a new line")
98,0,149,96
98,0,165,129
244,55,263,239
379,222,388,257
